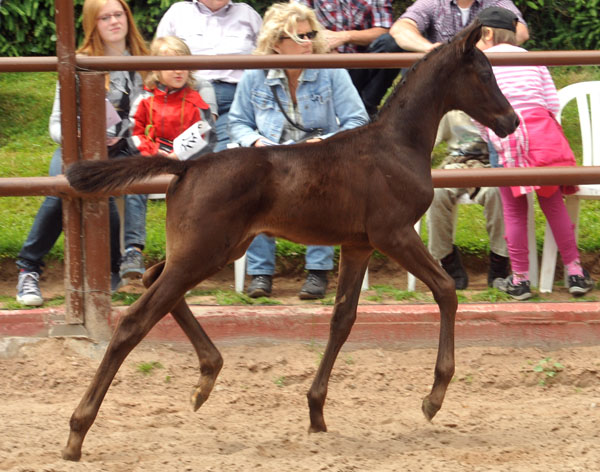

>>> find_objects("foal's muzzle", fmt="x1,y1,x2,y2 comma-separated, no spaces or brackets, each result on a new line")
493,112,520,138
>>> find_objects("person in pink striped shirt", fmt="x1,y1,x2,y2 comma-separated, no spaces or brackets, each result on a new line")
477,6,594,300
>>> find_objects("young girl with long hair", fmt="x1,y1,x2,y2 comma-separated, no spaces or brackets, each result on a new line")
16,0,149,305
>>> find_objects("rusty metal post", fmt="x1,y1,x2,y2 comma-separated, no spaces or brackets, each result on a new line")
55,0,85,324
78,72,113,340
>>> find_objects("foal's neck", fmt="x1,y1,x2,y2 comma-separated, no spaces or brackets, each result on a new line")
379,53,449,156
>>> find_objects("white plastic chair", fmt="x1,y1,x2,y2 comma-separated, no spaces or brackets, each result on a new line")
408,192,538,291
539,81,600,293
234,252,369,293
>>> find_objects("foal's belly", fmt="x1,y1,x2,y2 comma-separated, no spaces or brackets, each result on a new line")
254,203,369,247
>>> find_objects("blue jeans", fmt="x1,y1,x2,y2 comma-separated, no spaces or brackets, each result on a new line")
123,192,147,249
16,148,122,274
348,33,404,116
213,81,237,152
246,234,334,276
488,141,501,168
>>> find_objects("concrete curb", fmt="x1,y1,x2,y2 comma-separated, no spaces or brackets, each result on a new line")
2,302,600,348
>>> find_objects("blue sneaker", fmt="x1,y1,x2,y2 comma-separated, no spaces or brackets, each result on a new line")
16,271,44,306
119,248,145,279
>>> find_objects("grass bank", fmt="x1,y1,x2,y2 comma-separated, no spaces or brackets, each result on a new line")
1,67,600,270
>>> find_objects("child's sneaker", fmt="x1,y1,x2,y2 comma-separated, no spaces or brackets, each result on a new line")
119,247,145,279
568,269,594,297
16,270,44,306
494,275,532,301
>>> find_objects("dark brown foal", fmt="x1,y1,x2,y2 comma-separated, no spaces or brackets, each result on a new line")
62,21,518,461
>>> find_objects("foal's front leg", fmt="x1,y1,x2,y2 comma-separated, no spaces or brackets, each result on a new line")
307,245,372,433
372,226,457,421
142,262,223,411
62,270,190,461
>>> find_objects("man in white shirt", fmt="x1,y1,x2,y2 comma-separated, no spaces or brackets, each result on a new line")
156,0,262,151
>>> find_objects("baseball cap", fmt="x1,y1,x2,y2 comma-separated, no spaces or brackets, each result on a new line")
478,7,518,32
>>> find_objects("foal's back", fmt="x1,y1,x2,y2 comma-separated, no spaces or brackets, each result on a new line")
170,127,432,247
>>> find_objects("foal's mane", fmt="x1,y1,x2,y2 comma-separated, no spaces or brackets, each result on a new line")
373,42,448,120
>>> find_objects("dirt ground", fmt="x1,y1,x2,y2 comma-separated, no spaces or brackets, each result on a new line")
2,255,600,470
1,337,599,471
3,253,600,306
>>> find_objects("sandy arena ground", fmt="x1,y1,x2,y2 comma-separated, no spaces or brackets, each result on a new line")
1,337,599,471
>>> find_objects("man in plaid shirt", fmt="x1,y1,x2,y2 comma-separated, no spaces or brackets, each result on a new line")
300,0,393,54
357,0,528,115
390,0,528,53
300,0,393,116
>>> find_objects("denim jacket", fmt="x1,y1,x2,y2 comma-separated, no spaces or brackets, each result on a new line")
228,68,368,147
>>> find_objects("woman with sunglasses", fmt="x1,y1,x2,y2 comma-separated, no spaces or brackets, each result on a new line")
228,2,368,300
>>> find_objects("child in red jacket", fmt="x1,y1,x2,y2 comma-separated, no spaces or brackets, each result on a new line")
129,36,216,159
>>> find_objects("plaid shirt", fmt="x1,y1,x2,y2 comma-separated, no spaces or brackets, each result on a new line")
300,0,393,53
401,0,526,44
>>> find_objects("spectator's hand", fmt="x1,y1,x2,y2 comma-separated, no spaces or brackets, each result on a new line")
253,139,268,147
253,138,277,147
323,30,351,51
166,152,178,159
426,41,443,52
305,137,323,143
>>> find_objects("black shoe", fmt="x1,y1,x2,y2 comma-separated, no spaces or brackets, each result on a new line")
111,272,123,294
494,275,532,300
568,269,594,297
299,270,328,300
488,251,510,287
440,245,468,290
247,275,272,298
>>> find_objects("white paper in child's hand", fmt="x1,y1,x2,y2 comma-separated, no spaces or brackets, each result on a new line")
105,100,121,129
173,121,212,160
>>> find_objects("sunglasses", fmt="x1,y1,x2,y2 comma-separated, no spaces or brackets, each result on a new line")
280,30,318,42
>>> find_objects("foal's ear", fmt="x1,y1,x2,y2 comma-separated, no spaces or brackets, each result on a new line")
455,19,483,55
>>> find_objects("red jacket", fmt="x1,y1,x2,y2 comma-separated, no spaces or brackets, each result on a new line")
129,84,215,156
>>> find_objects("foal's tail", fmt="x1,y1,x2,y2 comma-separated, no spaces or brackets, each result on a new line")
66,155,192,193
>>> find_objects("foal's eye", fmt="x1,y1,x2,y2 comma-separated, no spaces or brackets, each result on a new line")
480,71,492,82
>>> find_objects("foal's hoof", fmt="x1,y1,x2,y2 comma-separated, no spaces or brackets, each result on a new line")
61,447,81,462
190,387,209,412
308,424,327,434
421,395,441,422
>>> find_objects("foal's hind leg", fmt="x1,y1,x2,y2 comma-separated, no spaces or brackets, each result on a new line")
62,264,211,461
372,226,457,421
142,262,223,411
307,245,372,433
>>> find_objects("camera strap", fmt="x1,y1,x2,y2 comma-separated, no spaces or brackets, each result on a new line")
264,70,323,138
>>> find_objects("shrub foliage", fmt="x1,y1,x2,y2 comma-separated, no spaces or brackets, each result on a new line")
1,0,599,57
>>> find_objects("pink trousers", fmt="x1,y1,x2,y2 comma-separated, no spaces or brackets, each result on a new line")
499,187,579,274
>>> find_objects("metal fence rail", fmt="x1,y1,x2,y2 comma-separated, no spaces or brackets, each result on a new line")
2,0,600,338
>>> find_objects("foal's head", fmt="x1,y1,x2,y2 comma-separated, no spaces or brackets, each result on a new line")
441,20,519,138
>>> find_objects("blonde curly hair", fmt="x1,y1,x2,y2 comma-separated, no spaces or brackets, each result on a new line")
145,36,196,89
255,2,328,55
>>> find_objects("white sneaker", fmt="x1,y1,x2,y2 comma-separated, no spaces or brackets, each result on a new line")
16,271,44,306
